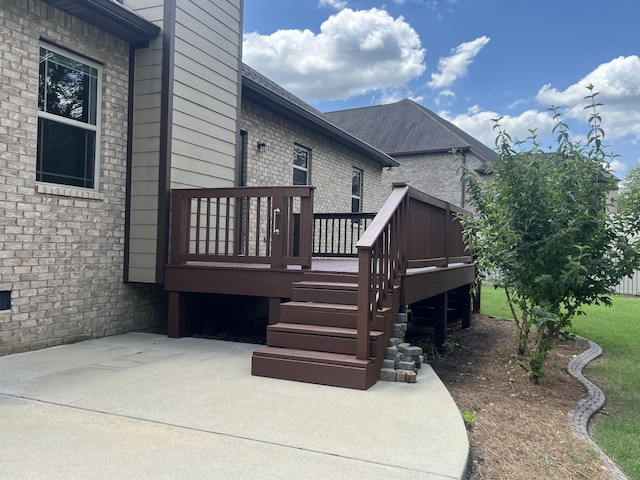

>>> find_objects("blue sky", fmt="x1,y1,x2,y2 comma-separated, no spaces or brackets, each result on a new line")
242,0,640,179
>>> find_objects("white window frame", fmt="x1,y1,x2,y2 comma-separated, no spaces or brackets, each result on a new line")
37,43,102,191
351,167,363,213
293,144,310,185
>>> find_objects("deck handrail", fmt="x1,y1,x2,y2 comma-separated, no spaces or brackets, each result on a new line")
170,186,314,269
354,183,472,360
312,212,376,257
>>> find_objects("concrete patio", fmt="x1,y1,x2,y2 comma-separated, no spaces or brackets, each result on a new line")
0,333,469,479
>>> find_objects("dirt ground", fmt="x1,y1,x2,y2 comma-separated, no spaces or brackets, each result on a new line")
414,314,613,480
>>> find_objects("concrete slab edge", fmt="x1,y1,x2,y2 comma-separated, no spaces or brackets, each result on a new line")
566,338,628,480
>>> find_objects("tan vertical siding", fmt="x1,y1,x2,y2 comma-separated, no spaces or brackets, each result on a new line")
125,0,243,282
125,0,165,283
170,0,242,189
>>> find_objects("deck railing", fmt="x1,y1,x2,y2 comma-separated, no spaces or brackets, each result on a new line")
355,183,472,360
170,186,314,269
312,212,376,257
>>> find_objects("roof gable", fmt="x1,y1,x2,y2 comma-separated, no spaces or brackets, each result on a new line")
324,98,498,165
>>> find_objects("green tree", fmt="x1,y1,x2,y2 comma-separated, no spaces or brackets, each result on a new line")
457,85,640,382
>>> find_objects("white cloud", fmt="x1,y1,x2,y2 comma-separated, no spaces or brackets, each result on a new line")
243,8,425,103
536,56,640,141
609,158,627,175
441,107,556,148
427,36,490,89
319,0,347,9
377,89,425,105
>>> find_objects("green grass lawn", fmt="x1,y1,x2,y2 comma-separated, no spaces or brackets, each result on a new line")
479,285,640,480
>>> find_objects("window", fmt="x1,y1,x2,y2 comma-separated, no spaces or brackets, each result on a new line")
293,145,310,185
351,168,363,213
0,291,10,311
37,44,101,189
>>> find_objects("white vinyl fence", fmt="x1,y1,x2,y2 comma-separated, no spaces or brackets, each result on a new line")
614,270,640,296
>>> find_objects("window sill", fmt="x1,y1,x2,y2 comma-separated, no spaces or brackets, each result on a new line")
37,184,104,201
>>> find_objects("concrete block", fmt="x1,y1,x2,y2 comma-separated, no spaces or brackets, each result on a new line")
396,312,408,324
388,337,401,347
382,359,395,369
404,346,423,356
397,360,416,371
395,370,407,382
379,368,396,381
385,346,398,359
405,371,417,383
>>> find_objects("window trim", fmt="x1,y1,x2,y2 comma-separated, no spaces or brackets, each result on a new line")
293,144,310,186
37,43,102,191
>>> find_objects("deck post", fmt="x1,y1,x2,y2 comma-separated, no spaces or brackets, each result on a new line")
356,248,372,360
460,283,472,329
433,291,447,348
270,189,285,269
168,291,186,338
472,281,481,313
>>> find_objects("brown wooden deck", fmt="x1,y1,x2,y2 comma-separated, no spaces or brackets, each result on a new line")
164,183,476,389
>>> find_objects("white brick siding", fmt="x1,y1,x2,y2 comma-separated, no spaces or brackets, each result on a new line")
380,151,486,210
0,1,166,355
241,99,386,214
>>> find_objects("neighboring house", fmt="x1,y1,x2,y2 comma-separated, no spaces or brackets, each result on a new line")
325,98,498,209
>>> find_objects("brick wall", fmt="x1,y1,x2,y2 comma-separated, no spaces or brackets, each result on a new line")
0,1,166,355
379,151,486,210
241,99,387,213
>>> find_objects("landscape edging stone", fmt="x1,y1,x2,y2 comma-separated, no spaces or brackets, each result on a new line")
567,338,628,480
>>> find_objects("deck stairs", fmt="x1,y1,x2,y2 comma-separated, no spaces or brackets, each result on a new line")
251,272,399,389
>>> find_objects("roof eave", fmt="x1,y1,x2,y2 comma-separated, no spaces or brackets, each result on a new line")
43,0,161,46
242,78,399,168
389,146,470,158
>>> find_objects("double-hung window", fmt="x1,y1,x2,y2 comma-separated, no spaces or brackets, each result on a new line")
351,168,363,213
293,145,310,185
37,44,101,189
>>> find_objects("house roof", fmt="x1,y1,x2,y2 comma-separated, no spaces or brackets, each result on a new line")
324,98,498,168
43,0,161,45
241,64,399,169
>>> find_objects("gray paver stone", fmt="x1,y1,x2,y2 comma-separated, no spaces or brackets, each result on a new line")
397,361,416,371
379,368,396,381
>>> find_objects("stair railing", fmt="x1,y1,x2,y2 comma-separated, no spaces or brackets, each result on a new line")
355,183,472,360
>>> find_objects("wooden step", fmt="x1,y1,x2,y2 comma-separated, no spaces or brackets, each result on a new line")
280,301,390,330
251,346,376,389
266,322,385,356
291,281,358,304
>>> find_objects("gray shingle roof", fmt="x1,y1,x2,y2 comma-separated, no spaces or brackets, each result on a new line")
324,98,498,166
242,64,324,117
